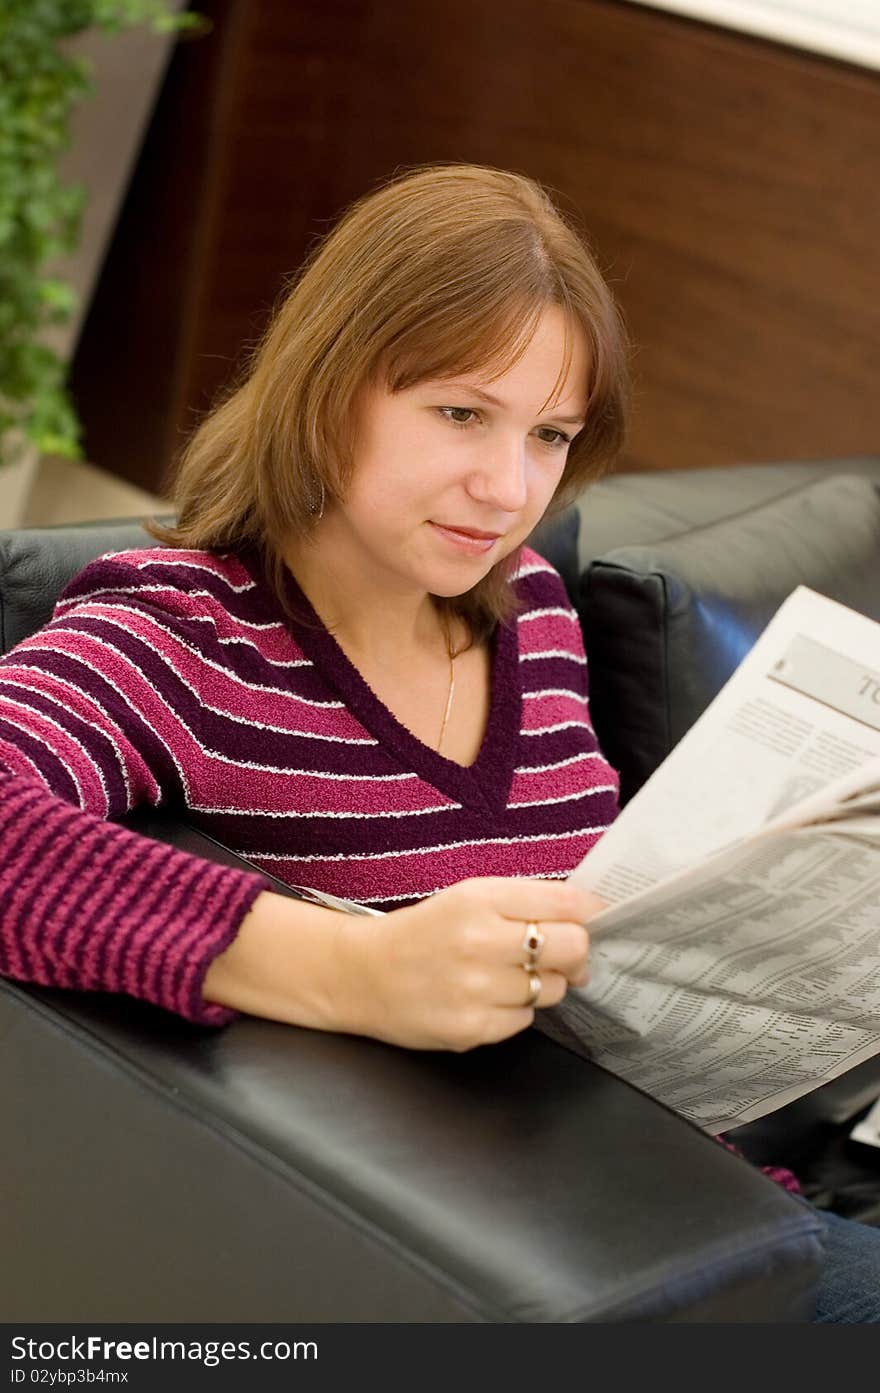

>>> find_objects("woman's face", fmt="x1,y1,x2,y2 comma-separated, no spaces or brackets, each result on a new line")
321,304,589,599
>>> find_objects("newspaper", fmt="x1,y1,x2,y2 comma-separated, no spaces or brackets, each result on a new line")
556,586,880,1132
296,585,880,1134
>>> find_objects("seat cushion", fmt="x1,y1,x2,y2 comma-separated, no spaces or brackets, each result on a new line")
580,473,880,805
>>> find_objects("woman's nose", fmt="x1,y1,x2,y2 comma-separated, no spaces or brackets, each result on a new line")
469,436,529,512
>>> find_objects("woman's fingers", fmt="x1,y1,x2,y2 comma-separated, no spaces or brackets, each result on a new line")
462,875,604,929
452,877,604,972
354,876,605,1051
507,917,590,982
500,965,570,1010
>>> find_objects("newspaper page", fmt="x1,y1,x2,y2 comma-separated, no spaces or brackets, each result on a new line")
551,586,880,1132
568,586,880,906
552,813,880,1133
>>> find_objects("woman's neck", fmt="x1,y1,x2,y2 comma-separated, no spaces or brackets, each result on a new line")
285,543,452,671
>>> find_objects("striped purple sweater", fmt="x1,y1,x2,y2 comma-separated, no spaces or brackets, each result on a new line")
0,543,620,1024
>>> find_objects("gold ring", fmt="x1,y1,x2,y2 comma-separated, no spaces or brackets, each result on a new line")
522,921,545,970
523,971,542,1008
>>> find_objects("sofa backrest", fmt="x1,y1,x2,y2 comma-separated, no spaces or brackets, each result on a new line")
581,472,880,804
0,519,165,654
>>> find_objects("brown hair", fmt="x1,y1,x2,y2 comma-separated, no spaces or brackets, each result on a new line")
149,163,629,646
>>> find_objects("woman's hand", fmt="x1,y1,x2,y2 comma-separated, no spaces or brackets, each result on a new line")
345,876,607,1052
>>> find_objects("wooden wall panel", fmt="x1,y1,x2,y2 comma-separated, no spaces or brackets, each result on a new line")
70,0,880,492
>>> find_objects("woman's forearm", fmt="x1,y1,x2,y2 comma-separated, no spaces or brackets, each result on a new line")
0,770,264,1025
204,878,604,1050
202,889,370,1032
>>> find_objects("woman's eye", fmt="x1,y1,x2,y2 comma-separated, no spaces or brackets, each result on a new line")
536,427,571,449
439,406,480,427
437,408,571,449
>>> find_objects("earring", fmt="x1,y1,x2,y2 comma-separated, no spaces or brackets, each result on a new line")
307,478,325,519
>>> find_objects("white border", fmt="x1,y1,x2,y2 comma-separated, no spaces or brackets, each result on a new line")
619,1,880,71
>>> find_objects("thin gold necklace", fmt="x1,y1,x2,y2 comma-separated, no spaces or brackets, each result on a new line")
436,634,457,754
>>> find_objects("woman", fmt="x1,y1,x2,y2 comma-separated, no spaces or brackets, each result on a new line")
0,163,876,1320
0,163,621,1042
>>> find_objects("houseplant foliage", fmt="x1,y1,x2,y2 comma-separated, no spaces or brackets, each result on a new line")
0,0,199,463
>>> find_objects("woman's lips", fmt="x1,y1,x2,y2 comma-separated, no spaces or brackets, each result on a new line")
428,522,500,554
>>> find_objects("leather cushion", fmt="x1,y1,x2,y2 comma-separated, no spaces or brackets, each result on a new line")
0,971,823,1321
0,519,162,654
525,505,580,601
580,473,880,804
576,456,880,568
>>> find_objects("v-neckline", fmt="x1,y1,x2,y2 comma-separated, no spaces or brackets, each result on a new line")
237,549,522,814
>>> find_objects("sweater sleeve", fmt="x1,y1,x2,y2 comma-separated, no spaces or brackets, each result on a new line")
0,554,269,1024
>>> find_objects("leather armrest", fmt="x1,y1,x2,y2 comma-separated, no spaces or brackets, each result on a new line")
0,815,823,1322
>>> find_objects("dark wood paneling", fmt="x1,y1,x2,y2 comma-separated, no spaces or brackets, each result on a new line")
68,0,252,492
71,0,880,491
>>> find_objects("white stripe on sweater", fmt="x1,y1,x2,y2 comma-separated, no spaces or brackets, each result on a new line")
518,606,580,624
508,782,618,810
186,799,461,819
523,720,594,737
520,648,587,664
514,751,603,775
522,687,589,703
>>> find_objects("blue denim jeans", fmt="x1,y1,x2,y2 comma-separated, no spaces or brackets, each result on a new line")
812,1208,880,1323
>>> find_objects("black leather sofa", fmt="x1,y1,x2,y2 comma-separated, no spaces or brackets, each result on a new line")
3,456,880,1322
